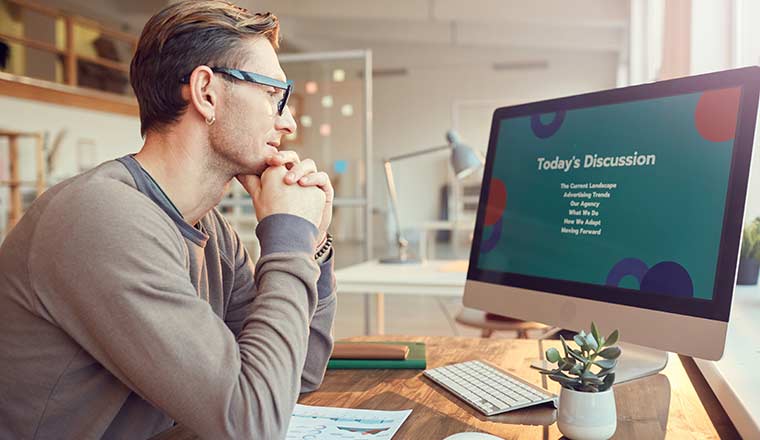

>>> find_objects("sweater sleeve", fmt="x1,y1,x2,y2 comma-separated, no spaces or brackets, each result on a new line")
28,181,319,440
224,214,337,394
300,252,337,393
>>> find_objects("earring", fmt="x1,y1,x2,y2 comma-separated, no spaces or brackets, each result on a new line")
205,115,216,126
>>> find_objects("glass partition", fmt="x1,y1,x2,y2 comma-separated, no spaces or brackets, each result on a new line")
219,50,373,267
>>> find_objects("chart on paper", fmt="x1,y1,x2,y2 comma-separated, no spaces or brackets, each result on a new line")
286,404,412,439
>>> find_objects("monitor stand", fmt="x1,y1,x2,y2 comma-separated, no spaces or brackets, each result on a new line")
531,340,668,384
612,342,669,384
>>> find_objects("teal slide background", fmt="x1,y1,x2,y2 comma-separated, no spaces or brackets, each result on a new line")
477,91,736,300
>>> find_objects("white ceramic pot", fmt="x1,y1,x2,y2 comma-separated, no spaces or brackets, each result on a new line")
557,387,617,440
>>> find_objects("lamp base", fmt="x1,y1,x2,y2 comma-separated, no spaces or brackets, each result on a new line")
379,255,421,264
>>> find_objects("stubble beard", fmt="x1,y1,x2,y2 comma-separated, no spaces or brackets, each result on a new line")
208,118,267,178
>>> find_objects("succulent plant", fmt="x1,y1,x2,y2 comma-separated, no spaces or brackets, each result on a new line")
741,217,760,261
532,322,621,392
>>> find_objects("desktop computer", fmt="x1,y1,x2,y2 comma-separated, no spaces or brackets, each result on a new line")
425,67,760,419
463,65,760,376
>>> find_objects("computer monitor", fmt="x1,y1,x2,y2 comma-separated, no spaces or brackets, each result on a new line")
463,67,760,378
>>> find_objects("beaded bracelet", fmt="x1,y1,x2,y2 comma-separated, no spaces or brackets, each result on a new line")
314,233,333,260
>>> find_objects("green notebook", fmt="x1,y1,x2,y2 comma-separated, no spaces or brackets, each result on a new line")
327,341,426,370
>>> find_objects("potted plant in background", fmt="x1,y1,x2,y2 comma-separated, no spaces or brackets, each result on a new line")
738,217,760,285
532,323,621,440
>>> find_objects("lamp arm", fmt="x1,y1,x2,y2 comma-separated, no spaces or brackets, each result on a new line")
385,144,450,163
383,160,407,253
382,143,455,259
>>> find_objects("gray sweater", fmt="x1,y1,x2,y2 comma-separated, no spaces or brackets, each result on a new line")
0,157,337,439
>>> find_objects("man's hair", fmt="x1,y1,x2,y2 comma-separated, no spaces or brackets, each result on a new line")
130,0,280,136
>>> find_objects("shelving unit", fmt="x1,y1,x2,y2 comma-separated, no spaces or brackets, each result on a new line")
0,0,137,95
0,129,45,237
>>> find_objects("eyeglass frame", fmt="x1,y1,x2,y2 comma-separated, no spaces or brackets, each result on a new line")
180,67,294,116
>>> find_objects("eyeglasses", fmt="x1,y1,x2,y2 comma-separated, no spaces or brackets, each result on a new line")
180,67,294,116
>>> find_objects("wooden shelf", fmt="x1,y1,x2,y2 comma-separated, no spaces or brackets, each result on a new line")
1,0,136,96
0,32,65,56
0,72,138,116
77,54,131,73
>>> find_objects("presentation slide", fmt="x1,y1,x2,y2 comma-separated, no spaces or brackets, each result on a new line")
477,87,742,300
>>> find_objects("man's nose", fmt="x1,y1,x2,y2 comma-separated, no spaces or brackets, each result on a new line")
276,105,297,135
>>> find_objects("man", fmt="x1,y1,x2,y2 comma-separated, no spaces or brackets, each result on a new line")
0,1,337,438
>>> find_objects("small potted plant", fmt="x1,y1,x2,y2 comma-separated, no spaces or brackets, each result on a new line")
532,323,621,440
738,217,760,285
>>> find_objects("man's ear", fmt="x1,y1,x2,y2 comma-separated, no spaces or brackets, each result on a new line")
186,65,219,123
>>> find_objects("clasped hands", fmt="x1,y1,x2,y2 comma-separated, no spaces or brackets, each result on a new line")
236,151,333,248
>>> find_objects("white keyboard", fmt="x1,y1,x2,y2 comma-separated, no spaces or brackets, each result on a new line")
424,360,557,416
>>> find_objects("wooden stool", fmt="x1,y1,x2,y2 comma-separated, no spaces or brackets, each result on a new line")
0,130,46,232
455,307,547,338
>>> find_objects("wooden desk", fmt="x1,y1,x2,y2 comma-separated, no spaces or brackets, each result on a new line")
335,260,467,335
153,336,738,440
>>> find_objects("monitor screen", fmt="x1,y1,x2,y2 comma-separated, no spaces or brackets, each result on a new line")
468,67,760,323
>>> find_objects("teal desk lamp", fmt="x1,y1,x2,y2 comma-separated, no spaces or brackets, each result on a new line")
381,130,483,264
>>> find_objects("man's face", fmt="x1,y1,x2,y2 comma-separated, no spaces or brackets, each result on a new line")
209,37,296,176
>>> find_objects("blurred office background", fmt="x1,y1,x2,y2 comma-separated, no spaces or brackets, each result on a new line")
1,0,759,336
